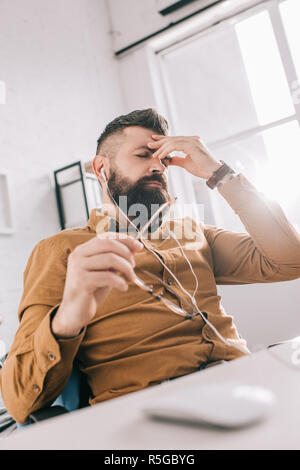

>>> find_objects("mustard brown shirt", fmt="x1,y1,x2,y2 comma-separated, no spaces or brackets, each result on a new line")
1,174,300,423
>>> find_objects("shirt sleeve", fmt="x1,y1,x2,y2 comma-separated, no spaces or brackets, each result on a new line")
0,237,85,424
203,173,300,285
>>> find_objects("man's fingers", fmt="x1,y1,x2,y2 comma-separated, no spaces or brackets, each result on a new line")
99,231,143,248
83,253,136,283
86,239,136,265
77,235,143,258
103,235,143,254
166,155,186,168
152,144,172,159
151,134,165,140
84,270,129,292
147,141,161,148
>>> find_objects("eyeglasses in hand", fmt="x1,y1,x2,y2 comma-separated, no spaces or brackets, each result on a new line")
134,269,199,320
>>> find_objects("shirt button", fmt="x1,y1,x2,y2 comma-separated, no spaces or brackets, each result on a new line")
33,384,40,392
48,352,56,361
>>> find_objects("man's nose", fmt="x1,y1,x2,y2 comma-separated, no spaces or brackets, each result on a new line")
148,155,166,174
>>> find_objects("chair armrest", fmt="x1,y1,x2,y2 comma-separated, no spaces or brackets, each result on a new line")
29,405,69,423
0,407,16,433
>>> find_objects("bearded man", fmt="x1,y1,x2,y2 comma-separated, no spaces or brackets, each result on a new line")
1,108,300,424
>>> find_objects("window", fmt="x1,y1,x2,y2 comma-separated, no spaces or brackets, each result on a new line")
155,0,300,231
280,0,300,80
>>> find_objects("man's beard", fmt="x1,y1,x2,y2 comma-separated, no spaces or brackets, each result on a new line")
106,168,171,233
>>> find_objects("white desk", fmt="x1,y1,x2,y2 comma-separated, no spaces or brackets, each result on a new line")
0,340,299,450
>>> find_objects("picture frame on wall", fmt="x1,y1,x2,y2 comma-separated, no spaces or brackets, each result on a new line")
0,171,14,235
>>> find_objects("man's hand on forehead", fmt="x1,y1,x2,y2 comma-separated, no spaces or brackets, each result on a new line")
147,134,221,180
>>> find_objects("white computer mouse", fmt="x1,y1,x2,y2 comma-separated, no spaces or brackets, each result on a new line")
144,382,276,428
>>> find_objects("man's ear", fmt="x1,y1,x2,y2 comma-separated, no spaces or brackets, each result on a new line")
92,155,106,183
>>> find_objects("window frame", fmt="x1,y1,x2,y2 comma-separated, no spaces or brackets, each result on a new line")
146,0,300,226
148,0,300,148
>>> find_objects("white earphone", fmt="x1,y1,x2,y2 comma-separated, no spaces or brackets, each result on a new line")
101,167,107,183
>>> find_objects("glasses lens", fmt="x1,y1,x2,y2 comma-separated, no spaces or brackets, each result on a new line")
134,276,153,293
160,296,191,318
135,272,193,319
141,269,170,289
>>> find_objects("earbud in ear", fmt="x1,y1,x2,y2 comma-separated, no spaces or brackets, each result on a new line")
101,167,107,183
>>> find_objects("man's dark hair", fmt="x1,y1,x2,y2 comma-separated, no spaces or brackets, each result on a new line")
96,108,169,156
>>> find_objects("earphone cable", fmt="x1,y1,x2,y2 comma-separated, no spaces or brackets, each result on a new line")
104,176,249,356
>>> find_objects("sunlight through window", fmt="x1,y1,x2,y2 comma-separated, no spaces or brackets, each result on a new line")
280,0,300,82
235,10,295,126
255,121,300,207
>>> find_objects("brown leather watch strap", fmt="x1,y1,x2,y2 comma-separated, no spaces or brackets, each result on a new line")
206,160,235,189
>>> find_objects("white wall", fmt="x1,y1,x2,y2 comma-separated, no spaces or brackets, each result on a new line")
0,0,125,349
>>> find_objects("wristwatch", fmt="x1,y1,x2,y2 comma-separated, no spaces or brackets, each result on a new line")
206,160,235,189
